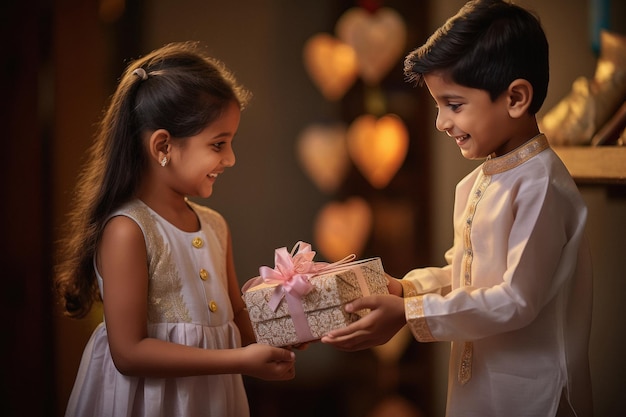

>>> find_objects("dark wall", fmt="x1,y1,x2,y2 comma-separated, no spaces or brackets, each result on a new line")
1,1,55,416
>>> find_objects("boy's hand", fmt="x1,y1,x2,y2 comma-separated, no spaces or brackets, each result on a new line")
386,274,403,296
321,294,406,351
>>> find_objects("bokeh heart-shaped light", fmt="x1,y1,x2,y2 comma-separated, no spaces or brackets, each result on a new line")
335,7,407,85
346,114,409,189
297,123,351,194
314,196,373,262
303,33,359,101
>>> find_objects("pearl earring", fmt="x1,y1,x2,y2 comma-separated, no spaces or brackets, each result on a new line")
160,156,168,167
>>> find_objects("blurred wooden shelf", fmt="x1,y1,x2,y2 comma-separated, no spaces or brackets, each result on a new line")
553,146,626,184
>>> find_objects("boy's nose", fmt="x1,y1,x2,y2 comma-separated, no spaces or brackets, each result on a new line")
435,111,452,132
435,109,454,132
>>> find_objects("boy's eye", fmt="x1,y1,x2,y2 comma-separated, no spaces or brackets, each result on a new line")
213,142,225,150
448,103,461,111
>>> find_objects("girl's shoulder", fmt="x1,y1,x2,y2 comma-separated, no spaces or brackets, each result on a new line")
108,199,155,230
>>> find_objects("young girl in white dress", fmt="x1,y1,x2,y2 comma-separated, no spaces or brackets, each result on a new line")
55,41,296,417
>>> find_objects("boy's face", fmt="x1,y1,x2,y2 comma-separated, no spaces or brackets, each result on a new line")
423,72,521,159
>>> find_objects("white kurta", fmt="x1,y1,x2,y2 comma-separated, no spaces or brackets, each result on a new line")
65,199,249,417
403,135,593,417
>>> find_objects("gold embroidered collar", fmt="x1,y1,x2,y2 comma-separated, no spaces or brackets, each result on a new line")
483,134,549,175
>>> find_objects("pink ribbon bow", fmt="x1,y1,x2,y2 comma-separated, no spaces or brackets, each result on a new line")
258,241,356,343
259,241,326,311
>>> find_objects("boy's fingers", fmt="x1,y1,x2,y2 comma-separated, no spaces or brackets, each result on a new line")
344,295,377,312
323,319,364,339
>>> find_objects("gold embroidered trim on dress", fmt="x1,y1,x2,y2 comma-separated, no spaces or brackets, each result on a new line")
405,297,436,342
127,202,192,324
483,134,549,175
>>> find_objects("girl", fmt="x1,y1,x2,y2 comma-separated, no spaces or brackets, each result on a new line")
55,41,296,417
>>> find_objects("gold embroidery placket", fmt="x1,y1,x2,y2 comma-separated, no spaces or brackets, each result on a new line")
458,171,490,385
457,134,549,385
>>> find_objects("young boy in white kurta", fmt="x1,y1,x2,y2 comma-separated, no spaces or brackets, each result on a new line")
322,1,593,416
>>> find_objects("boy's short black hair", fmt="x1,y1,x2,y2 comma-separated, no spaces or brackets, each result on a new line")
404,0,549,114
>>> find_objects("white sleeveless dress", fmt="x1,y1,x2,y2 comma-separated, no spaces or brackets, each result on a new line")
65,199,249,417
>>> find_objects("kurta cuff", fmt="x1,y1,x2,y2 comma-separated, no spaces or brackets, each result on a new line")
405,296,436,342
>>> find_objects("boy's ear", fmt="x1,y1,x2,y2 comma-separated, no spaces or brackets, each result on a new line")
148,129,172,162
507,79,533,118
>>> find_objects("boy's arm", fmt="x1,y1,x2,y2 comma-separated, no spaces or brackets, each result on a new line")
400,246,455,296
322,261,454,351
406,167,588,342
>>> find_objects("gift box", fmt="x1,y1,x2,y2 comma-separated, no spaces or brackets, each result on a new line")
242,242,388,346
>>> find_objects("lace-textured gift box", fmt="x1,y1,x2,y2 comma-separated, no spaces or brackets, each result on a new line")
242,245,388,347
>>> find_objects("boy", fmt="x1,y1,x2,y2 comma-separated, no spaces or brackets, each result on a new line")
321,1,593,416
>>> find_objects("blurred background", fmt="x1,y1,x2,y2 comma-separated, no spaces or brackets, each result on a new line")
2,0,625,416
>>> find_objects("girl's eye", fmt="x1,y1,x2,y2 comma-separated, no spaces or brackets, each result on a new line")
448,103,461,112
212,142,225,150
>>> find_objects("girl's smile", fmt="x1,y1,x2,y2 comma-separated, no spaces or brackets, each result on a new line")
167,100,241,199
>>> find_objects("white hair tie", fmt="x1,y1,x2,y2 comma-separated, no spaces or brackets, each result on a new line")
132,68,148,81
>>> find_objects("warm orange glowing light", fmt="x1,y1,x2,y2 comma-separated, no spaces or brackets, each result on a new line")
347,114,409,188
297,123,351,194
314,197,372,262
303,34,359,101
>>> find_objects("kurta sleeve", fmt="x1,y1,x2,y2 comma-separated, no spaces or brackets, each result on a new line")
402,247,454,296
402,249,453,342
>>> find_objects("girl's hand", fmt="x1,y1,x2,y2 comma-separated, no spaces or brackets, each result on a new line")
288,343,310,351
241,344,296,381
320,294,406,351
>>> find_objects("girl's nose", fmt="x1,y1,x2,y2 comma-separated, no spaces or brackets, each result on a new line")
223,147,236,167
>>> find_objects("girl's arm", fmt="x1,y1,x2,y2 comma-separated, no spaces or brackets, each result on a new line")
224,226,257,346
98,216,295,380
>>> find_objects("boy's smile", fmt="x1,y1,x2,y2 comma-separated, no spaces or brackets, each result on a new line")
454,134,470,147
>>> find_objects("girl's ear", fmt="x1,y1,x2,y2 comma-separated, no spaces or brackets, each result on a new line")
507,79,533,118
148,129,171,165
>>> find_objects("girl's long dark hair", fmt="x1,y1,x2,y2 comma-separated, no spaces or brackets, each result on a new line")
55,41,250,318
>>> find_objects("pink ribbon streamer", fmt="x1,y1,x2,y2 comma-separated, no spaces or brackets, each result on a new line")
259,241,355,342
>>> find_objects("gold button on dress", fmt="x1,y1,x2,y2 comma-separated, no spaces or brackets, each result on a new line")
192,237,204,248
